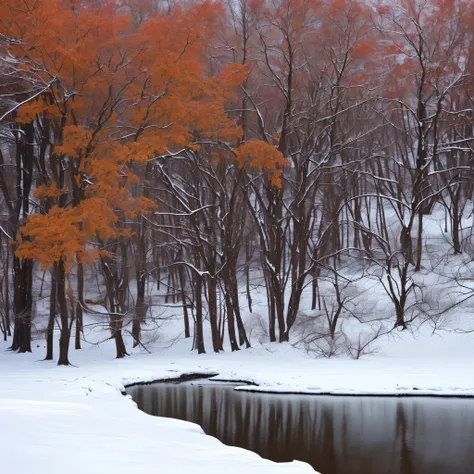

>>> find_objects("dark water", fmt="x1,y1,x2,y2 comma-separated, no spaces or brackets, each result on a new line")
127,381,474,474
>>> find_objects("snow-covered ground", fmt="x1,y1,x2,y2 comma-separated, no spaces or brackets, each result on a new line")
0,338,316,474
1,319,474,474
2,207,474,473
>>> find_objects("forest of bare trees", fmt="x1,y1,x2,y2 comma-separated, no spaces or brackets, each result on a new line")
1,0,474,365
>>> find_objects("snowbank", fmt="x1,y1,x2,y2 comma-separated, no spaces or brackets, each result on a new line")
0,344,316,474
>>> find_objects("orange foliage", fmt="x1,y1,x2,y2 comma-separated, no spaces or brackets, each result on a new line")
16,205,103,270
33,183,64,200
6,0,245,269
15,100,47,124
235,141,288,187
55,127,92,158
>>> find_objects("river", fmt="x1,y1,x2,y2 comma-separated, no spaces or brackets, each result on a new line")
127,380,474,474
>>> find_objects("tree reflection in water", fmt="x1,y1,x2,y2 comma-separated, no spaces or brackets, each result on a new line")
127,382,474,474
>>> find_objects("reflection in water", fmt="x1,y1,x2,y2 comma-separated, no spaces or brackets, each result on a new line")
127,382,474,474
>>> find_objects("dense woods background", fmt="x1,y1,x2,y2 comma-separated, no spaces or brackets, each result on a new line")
1,0,474,365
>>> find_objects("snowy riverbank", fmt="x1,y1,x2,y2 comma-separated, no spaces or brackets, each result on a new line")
1,324,474,474
0,343,316,474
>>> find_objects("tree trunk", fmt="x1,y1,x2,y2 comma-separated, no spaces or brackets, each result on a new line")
231,279,250,348
57,259,71,366
451,193,461,255
75,261,84,350
133,276,147,348
4,241,11,337
112,315,128,358
224,287,239,351
11,256,33,353
394,306,407,330
275,288,286,342
245,242,253,313
194,275,205,354
415,212,423,271
178,264,190,338
207,276,221,352
267,287,276,342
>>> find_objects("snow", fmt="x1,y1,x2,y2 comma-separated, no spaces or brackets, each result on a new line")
2,207,474,473
1,315,474,474
0,344,316,474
